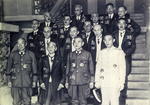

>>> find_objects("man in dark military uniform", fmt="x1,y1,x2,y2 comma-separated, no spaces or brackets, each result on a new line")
38,12,58,40
65,37,94,105
112,18,136,105
38,41,65,105
110,6,141,37
78,21,95,50
6,38,37,105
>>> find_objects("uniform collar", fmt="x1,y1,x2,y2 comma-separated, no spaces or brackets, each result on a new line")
64,25,70,29
19,50,26,55
75,48,83,54
119,29,126,34
107,46,115,51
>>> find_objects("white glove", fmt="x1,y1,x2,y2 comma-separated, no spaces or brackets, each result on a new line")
40,83,46,90
65,83,69,89
57,84,64,91
119,84,124,91
8,82,12,88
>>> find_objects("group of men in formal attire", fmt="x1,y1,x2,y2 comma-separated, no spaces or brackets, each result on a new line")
6,2,141,105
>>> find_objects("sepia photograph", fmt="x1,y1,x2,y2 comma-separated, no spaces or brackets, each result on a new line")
0,0,149,105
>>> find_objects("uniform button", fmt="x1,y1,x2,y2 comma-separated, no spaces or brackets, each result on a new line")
21,63,23,65
21,59,23,61
21,68,23,70
76,71,78,72
77,66,78,68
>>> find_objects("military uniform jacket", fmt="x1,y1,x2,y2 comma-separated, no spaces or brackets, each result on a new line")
87,37,106,67
112,30,136,75
110,17,141,36
78,31,95,50
6,50,37,87
66,50,94,85
95,46,126,88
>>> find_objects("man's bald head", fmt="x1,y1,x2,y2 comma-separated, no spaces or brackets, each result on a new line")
43,27,52,38
93,24,103,37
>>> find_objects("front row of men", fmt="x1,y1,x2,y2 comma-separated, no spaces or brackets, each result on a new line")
6,18,135,105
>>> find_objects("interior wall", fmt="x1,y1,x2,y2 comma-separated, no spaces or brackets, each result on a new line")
3,0,32,16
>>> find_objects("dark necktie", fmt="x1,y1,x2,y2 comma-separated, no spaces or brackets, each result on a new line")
120,33,122,37
98,39,100,44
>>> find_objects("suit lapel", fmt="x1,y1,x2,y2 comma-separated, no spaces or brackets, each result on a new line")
122,31,127,44
115,30,119,46
51,55,60,72
43,56,50,71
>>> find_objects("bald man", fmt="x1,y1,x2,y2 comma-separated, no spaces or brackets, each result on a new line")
88,24,106,69
35,26,60,59
6,38,37,105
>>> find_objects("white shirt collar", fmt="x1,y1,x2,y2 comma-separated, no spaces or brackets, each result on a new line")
119,30,126,34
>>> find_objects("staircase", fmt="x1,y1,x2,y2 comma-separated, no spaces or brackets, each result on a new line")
126,14,149,105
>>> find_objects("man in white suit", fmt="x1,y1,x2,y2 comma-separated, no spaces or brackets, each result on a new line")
95,34,126,105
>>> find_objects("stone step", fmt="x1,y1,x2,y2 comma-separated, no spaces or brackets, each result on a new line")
132,53,149,59
136,43,146,48
128,81,149,90
132,60,149,67
131,16,143,20
131,67,149,74
130,14,144,17
127,90,149,99
128,74,149,82
134,19,144,23
134,48,147,53
136,39,146,44
138,23,145,26
141,26,148,32
126,99,149,105
136,35,146,40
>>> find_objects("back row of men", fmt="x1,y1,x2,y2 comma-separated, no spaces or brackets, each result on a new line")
27,3,140,67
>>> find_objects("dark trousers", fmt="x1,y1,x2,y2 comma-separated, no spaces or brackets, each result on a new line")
39,82,63,105
11,87,32,105
68,84,90,105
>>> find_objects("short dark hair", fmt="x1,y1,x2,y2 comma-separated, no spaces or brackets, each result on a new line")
104,34,114,39
106,3,114,8
17,37,27,44
74,36,83,42
117,18,127,23
118,6,127,11
32,19,39,23
84,21,92,26
70,26,79,31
